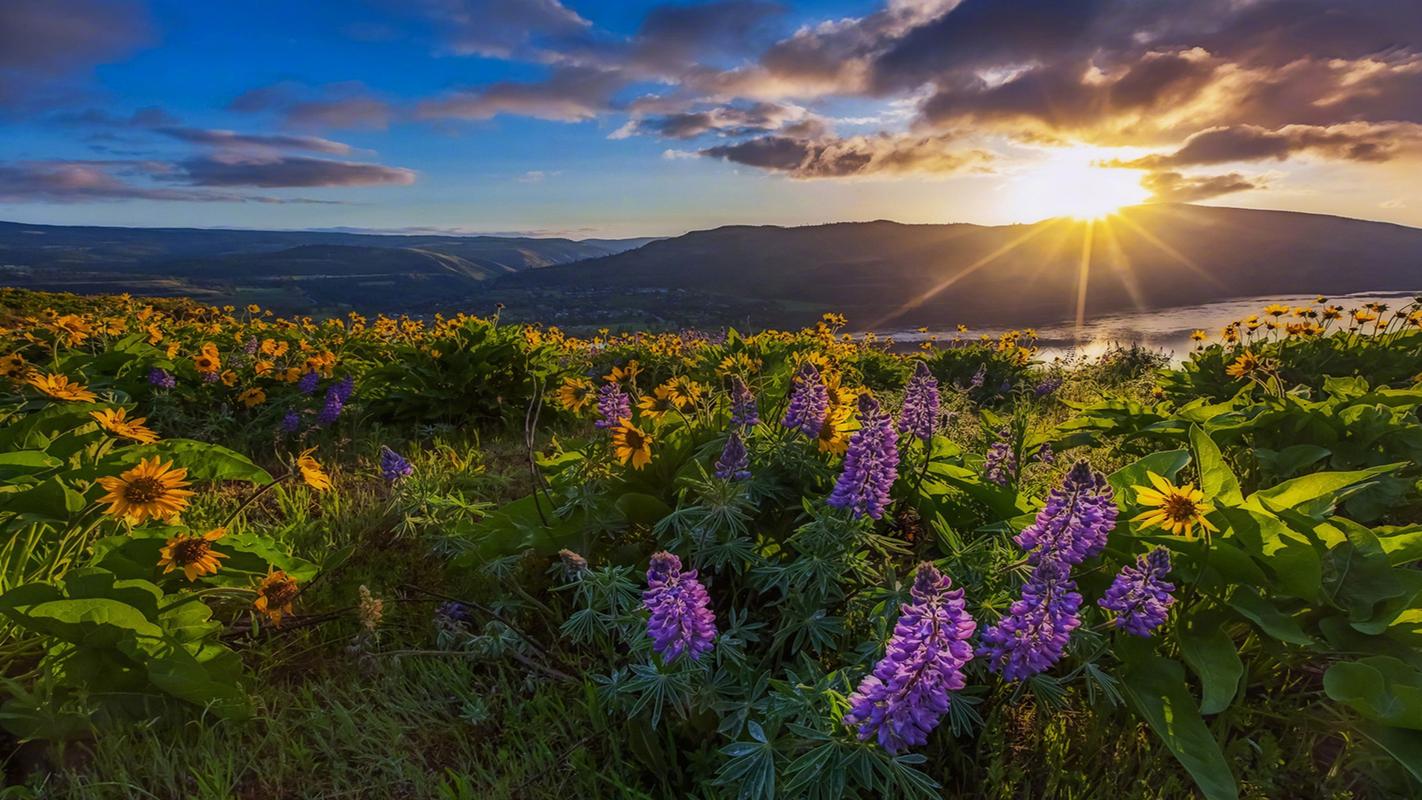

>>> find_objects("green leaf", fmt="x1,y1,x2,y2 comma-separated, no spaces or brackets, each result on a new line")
0,451,62,481
1107,449,1191,502
1119,650,1239,800
1227,587,1313,645
1357,724,1422,787
0,476,86,521
1189,425,1243,505
1177,612,1243,715
1324,656,1422,730
615,492,673,526
1247,464,1404,518
109,439,273,484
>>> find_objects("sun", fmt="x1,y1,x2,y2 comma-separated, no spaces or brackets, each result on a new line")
1004,147,1151,221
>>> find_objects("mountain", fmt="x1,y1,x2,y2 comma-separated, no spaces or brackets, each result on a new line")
0,220,652,311
511,204,1422,328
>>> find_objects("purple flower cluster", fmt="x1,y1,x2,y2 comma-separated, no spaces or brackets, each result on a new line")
594,382,630,429
1033,442,1055,465
333,376,355,403
643,552,717,662
898,362,940,442
843,563,977,754
715,429,751,481
979,461,1116,681
317,385,344,426
827,393,899,520
379,446,414,483
984,429,1016,486
201,370,220,384
148,367,176,389
1099,548,1175,637
729,377,759,428
781,363,828,437
242,337,259,355
968,364,986,391
281,409,301,434
297,371,320,395
1033,375,1064,398
978,560,1083,681
1013,460,1118,567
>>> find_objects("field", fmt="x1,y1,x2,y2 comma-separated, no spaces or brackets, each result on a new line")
1,286,1421,799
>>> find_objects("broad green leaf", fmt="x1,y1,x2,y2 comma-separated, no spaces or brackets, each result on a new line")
0,451,62,481
1324,656,1422,730
108,439,273,484
1107,449,1190,503
615,492,673,526
1189,425,1242,505
1248,464,1403,518
1227,586,1313,645
1120,649,1239,800
1178,612,1243,715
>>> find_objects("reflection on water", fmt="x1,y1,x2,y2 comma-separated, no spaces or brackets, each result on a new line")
880,291,1422,363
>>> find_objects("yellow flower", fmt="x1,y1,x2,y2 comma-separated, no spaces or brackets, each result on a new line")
253,359,274,376
1190,329,1206,343
96,457,194,524
90,407,159,444
53,314,93,345
1131,472,1218,538
604,360,641,385
1352,309,1379,324
246,304,261,314
1263,303,1291,317
1225,351,1260,379
27,372,98,402
158,528,228,581
296,448,332,491
2,352,29,379
665,376,705,410
611,419,654,469
253,570,300,626
193,351,221,374
237,387,266,408
220,370,238,387
815,404,854,455
555,377,595,413
638,385,678,419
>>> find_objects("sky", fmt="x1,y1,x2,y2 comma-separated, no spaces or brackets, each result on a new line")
2,0,1420,238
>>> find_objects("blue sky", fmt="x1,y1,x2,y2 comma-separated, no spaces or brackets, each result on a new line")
2,0,1419,237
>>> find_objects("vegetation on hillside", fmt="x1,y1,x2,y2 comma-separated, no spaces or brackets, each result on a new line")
1,287,1421,798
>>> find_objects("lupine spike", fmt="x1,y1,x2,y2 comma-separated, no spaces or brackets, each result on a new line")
729,377,760,428
781,363,829,437
843,563,977,753
595,382,631,429
898,361,940,442
1013,460,1118,566
827,392,899,520
715,429,751,480
643,552,717,662
1099,548,1176,636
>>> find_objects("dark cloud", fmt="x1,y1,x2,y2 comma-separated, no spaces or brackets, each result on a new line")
418,67,623,121
701,132,991,178
175,154,416,188
155,127,355,155
619,101,821,139
229,82,393,130
1117,124,1416,169
418,0,590,59
0,0,151,108
49,106,180,128
0,160,343,203
1141,171,1258,203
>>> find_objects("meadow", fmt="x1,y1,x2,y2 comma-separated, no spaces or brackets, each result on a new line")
1,286,1421,799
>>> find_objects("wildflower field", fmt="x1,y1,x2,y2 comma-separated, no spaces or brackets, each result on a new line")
2,286,1422,799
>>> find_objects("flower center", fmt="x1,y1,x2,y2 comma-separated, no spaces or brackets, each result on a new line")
265,580,299,606
123,476,166,504
1163,494,1198,523
172,538,211,565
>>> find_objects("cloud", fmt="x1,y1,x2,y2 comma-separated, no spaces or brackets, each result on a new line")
155,127,356,155
616,101,822,139
228,82,393,130
175,154,417,188
1115,123,1419,169
0,0,152,108
1141,171,1258,203
418,67,623,121
418,0,591,59
701,132,992,178
0,160,343,203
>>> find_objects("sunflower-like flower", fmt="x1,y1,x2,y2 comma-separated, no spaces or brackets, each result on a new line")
1130,472,1218,538
604,360,641,385
237,387,266,408
254,570,300,626
90,407,159,444
1190,329,1206,343
556,376,595,413
611,419,654,469
97,457,194,524
27,372,98,402
296,448,332,491
193,349,221,374
665,376,704,410
1,352,29,379
1225,351,1261,379
158,528,228,581
637,385,678,420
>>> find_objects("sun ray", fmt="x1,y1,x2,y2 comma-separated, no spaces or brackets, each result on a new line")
1074,220,1096,342
868,218,1065,329
1111,211,1227,291
1094,217,1149,313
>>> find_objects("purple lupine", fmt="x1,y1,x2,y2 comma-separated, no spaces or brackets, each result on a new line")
827,393,900,520
148,367,176,389
1033,442,1055,465
898,361,940,442
643,551,717,662
332,375,355,404
715,429,751,481
594,382,631,430
968,364,986,391
984,429,1016,486
978,560,1083,681
201,370,220,383
843,564,976,753
379,446,414,483
281,409,301,434
1034,375,1063,398
297,371,320,395
1099,548,1176,637
316,386,344,426
781,363,829,437
729,377,759,428
242,337,259,355
1013,460,1117,567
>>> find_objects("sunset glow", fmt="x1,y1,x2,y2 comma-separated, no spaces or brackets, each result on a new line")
1004,149,1152,222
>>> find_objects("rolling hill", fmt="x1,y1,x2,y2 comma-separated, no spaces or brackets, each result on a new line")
512,204,1422,328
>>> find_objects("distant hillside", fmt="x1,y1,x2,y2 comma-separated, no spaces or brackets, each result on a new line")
0,220,653,311
513,205,1422,327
